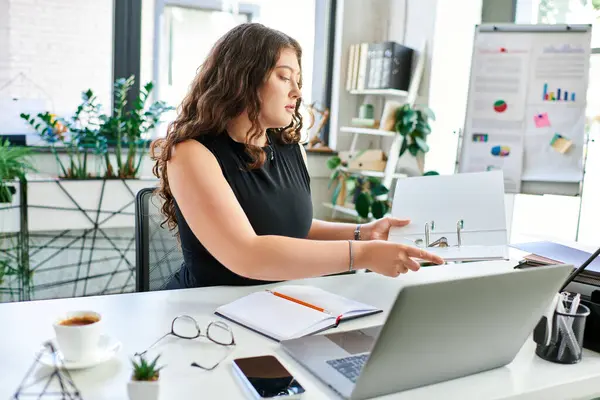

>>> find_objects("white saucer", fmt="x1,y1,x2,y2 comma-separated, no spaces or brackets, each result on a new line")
39,334,122,370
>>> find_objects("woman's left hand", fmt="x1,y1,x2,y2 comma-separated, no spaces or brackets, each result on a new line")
362,217,410,241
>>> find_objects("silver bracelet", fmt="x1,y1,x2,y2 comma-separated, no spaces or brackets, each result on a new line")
348,240,354,272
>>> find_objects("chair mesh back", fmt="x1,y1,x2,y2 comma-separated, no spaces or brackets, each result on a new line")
145,191,184,291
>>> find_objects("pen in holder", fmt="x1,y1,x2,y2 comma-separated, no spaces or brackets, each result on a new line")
534,295,590,364
415,220,464,248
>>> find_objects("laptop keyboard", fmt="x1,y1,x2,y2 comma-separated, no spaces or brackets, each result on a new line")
326,353,369,383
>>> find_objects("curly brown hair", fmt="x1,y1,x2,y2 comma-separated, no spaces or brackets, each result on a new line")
150,23,304,234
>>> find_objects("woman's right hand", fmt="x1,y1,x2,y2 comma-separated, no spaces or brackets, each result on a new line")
355,240,445,277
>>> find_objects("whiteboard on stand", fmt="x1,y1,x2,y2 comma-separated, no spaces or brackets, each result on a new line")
458,24,592,196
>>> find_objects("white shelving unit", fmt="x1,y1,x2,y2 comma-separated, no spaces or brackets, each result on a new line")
325,40,427,221
339,127,396,137
337,166,408,179
349,88,408,97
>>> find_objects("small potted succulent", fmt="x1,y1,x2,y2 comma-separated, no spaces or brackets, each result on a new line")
127,354,163,400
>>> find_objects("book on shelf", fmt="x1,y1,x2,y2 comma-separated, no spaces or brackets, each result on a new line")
346,41,414,92
215,285,382,342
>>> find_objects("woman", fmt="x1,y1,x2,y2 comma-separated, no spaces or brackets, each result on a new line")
151,23,443,289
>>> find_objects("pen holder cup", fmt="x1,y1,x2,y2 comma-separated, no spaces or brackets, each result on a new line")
534,301,590,364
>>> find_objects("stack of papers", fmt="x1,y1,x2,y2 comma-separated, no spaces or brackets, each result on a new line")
511,241,600,280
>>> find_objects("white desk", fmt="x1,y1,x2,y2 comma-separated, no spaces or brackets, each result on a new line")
2,261,600,400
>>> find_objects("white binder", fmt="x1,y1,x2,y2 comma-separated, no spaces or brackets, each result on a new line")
389,170,509,262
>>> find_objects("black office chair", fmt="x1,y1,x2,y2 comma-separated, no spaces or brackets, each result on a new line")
135,187,184,291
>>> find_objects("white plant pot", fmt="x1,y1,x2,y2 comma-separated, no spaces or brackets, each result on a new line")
27,178,155,231
0,181,21,234
127,379,160,400
395,151,425,177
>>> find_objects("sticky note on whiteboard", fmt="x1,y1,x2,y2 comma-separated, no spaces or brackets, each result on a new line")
550,133,573,154
534,112,551,128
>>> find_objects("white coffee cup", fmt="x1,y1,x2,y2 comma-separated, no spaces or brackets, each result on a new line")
53,311,102,362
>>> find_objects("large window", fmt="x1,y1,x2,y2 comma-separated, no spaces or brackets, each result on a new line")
517,0,600,47
511,0,600,246
156,5,251,133
141,0,317,137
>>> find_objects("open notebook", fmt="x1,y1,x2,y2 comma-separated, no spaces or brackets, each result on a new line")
389,171,509,262
214,285,381,342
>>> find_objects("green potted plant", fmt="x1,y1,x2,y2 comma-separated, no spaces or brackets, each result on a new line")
0,138,36,203
20,92,104,180
325,103,435,220
127,354,163,400
20,75,173,180
98,76,173,179
353,177,390,219
327,158,390,220
327,156,389,220
0,138,36,301
17,77,173,233
395,103,435,174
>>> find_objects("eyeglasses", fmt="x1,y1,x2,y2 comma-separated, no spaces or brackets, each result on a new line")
135,315,236,371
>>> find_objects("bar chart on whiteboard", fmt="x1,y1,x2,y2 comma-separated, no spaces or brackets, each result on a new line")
542,83,576,102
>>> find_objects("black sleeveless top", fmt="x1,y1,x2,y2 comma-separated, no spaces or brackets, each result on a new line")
169,132,313,288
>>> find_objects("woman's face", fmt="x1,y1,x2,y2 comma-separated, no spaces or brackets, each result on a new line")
258,48,302,129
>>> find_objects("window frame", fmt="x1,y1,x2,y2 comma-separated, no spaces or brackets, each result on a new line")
113,0,143,112
311,0,337,145
151,0,260,104
115,0,336,139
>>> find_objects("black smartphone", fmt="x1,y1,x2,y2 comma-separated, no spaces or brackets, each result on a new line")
232,355,306,399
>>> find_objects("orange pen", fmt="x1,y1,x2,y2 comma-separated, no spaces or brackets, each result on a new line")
268,290,327,313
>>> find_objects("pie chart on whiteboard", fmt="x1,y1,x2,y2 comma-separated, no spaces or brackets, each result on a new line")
494,100,507,113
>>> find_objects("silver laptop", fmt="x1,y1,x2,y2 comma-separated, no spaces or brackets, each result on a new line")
281,264,572,399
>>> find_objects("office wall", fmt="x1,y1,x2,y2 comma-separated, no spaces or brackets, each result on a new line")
387,0,482,176
0,0,113,115
0,0,9,85
391,0,436,105
427,0,482,175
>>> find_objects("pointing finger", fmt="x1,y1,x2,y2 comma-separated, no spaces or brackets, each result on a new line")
404,246,445,265
399,253,420,271
389,217,410,227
